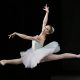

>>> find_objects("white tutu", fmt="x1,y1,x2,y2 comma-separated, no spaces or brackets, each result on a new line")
20,41,60,68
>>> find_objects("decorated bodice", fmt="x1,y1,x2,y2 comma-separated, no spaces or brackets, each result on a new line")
32,40,43,51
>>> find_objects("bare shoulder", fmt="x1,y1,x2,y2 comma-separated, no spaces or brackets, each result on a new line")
34,35,45,44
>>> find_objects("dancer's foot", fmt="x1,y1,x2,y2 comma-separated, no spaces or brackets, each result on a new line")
0,60,7,66
77,54,80,58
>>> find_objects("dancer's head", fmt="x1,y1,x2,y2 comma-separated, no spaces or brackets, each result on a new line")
42,25,55,35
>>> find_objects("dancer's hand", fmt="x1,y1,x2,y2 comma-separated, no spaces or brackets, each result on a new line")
8,32,17,39
43,4,49,12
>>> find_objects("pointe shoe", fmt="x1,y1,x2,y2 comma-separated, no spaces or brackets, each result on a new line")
77,54,80,58
0,60,6,66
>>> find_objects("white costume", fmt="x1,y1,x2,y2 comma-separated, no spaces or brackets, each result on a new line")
20,40,60,68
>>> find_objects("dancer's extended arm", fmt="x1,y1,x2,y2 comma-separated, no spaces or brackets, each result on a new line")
8,32,38,40
42,4,49,31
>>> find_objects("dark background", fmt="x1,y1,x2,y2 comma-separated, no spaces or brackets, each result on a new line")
0,0,80,80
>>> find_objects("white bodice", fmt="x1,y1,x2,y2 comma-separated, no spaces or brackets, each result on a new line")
32,40,43,51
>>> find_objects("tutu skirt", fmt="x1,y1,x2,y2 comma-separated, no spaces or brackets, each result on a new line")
20,41,60,68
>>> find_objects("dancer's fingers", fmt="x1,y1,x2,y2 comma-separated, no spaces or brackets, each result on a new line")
8,35,11,39
8,35,10,39
43,8,46,10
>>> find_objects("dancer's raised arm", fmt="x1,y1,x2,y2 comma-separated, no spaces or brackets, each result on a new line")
42,4,49,31
8,32,38,41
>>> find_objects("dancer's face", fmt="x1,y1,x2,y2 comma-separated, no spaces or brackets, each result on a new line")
43,25,51,34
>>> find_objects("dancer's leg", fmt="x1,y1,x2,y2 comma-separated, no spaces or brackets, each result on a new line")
41,53,80,62
0,58,22,66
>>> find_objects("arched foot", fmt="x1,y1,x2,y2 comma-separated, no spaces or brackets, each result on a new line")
0,60,7,66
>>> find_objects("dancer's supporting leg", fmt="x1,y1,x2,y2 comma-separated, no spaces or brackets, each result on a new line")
0,58,22,66
41,53,80,62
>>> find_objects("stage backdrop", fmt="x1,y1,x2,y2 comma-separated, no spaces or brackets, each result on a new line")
0,0,80,80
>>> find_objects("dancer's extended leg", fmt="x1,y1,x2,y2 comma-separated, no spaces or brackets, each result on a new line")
0,58,22,66
41,53,80,62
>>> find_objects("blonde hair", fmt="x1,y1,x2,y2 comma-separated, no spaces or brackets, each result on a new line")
49,26,55,34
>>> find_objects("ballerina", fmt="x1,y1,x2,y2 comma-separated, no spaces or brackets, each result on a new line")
0,4,80,68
